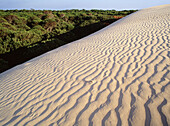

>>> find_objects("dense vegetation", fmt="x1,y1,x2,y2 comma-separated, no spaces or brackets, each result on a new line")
0,9,137,73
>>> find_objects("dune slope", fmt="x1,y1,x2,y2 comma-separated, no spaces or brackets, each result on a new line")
0,4,170,126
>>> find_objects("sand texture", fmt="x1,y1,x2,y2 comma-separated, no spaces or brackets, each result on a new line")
0,4,170,126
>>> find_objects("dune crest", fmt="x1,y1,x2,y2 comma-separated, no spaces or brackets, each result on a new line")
0,4,170,126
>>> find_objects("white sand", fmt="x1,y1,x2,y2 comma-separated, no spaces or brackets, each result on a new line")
0,4,170,126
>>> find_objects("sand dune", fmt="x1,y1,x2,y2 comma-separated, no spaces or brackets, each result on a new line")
0,4,170,126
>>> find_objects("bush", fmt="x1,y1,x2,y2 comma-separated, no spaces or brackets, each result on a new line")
4,14,18,24
58,13,65,18
43,19,56,32
66,23,74,31
0,22,16,30
0,17,7,23
27,16,42,28
80,19,97,27
33,25,46,32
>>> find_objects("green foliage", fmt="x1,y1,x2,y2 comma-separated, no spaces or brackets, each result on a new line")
66,23,74,31
4,14,18,24
32,25,46,33
80,19,97,27
0,17,7,23
0,22,16,30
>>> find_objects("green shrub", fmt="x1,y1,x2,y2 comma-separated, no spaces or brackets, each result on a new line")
80,19,97,27
0,22,16,30
67,23,74,31
0,17,7,23
33,25,46,32
43,19,56,32
4,14,18,24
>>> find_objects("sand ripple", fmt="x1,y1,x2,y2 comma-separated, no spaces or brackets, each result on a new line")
0,4,170,126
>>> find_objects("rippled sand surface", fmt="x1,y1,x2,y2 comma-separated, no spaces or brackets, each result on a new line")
0,4,170,126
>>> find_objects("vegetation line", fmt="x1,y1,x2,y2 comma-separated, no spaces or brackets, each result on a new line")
0,9,137,73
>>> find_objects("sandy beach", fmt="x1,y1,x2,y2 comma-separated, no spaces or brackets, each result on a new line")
0,4,170,126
